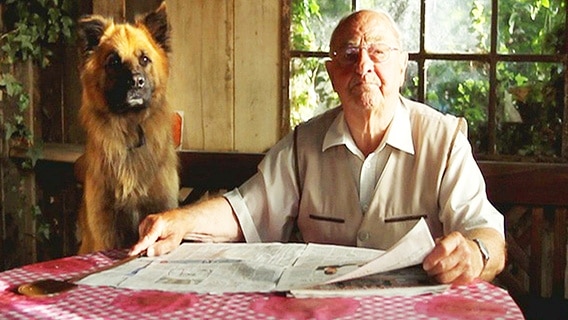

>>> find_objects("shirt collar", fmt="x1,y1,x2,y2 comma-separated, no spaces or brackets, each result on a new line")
387,100,415,155
322,109,362,156
322,100,415,156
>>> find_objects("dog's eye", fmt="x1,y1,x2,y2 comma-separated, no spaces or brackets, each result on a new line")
106,53,121,68
139,54,151,67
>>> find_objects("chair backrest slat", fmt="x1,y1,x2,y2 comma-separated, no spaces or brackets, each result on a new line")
479,161,568,301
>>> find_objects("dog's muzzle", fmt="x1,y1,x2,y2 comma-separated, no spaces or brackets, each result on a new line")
106,72,152,114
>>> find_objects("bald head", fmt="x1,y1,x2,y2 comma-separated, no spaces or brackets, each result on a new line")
324,8,409,114
329,10,402,55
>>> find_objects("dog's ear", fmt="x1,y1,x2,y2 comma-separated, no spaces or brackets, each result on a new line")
77,15,112,57
138,1,171,53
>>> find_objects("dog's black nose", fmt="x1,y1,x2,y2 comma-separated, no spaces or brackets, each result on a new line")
131,74,145,88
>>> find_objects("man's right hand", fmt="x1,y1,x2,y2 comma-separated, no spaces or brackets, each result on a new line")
129,208,190,257
129,196,244,257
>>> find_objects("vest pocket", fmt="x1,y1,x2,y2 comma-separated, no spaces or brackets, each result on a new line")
309,214,345,223
384,214,427,223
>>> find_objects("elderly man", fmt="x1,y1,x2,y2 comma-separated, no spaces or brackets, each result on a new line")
130,9,506,285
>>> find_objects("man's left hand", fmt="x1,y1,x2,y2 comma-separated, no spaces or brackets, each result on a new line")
422,231,483,284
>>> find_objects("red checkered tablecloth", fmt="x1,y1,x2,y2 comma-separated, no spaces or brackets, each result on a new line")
0,251,525,319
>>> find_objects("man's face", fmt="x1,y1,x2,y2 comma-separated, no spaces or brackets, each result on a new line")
326,12,408,111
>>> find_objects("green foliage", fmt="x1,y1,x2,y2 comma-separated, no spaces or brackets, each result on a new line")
499,0,565,54
1,0,74,242
413,0,564,157
1,0,74,66
495,0,565,157
290,0,328,126
1,0,73,155
291,0,321,51
290,0,355,127
290,58,337,126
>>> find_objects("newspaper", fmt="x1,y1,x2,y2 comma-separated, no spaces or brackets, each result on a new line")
289,266,449,297
77,218,449,296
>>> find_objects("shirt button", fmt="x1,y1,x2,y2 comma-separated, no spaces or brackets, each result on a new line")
358,231,370,242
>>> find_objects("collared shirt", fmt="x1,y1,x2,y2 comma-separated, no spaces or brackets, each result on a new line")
327,104,402,213
225,97,504,248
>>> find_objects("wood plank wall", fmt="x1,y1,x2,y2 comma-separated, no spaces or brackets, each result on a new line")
168,0,282,152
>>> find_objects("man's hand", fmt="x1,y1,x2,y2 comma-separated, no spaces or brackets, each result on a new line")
129,208,191,257
129,197,244,257
422,231,484,285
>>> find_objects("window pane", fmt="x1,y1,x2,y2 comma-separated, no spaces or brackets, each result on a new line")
425,60,490,153
290,0,352,52
496,62,565,157
402,60,419,100
290,57,338,127
425,0,491,53
358,1,420,53
498,0,566,54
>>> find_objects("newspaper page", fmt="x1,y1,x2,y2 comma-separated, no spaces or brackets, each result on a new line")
280,218,450,296
78,218,448,296
289,265,450,298
274,244,384,291
78,242,307,293
323,218,435,284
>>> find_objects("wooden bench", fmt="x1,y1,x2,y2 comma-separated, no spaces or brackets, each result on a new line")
72,149,264,205
177,150,263,204
479,161,568,319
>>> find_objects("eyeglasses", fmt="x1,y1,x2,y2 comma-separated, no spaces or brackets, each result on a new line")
331,43,399,66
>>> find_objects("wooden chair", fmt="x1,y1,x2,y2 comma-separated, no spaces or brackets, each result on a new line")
479,161,568,319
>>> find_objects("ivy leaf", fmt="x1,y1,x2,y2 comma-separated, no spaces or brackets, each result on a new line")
18,92,30,112
4,122,17,140
27,141,44,168
61,16,73,38
0,73,23,97
32,204,50,241
541,0,550,8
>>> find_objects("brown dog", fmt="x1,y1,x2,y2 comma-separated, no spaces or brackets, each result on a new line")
76,3,179,254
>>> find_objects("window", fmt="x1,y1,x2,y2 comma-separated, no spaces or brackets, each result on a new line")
284,0,567,161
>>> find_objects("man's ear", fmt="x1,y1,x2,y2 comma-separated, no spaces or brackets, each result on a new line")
399,51,409,88
325,60,338,92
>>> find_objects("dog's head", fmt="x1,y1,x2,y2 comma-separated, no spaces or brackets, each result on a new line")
77,2,170,114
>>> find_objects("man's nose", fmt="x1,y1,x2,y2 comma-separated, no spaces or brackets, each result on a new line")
355,49,374,75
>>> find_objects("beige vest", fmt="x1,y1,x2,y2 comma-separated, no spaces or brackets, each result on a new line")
294,98,467,250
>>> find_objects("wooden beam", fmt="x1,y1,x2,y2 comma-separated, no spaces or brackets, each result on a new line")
93,0,125,21
479,161,568,206
553,208,567,297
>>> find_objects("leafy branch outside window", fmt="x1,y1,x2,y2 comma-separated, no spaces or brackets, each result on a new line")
0,0,74,242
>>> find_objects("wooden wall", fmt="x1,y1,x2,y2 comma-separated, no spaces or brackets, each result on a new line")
168,0,282,152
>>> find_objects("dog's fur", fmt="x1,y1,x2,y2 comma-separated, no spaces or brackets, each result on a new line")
76,3,179,254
